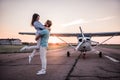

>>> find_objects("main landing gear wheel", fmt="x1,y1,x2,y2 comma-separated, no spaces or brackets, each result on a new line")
67,51,70,57
99,52,102,58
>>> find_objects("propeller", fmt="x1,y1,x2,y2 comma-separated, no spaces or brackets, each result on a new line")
79,26,85,38
75,41,83,50
75,26,86,51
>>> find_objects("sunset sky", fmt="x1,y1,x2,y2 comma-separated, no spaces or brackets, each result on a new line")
0,0,120,44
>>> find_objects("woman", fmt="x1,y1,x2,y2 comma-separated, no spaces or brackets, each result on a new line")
20,13,45,64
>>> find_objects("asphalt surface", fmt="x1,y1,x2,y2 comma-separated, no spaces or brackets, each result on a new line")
0,47,120,80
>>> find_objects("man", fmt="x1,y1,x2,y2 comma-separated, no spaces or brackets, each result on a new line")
36,20,52,75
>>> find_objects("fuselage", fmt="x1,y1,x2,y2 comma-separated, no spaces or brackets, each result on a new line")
77,37,92,52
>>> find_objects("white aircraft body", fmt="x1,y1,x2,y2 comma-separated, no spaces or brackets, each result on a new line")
19,27,120,58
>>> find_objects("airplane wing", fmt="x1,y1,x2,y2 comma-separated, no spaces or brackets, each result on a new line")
19,32,35,35
50,33,78,37
50,32,120,37
19,32,78,36
19,32,120,37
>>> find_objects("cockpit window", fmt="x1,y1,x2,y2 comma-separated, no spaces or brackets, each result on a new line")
87,39,90,41
79,39,82,42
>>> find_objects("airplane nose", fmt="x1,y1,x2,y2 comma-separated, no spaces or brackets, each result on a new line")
83,46,86,49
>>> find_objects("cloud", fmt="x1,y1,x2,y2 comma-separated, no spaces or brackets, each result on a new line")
61,19,88,27
95,16,116,21
61,16,116,27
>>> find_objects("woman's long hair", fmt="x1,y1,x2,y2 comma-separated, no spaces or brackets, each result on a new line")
31,13,39,26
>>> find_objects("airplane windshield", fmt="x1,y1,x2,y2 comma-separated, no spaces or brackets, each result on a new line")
87,39,90,41
79,39,82,42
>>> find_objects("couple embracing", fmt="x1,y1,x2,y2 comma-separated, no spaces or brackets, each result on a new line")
20,13,52,75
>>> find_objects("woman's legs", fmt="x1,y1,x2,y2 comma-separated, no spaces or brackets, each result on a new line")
29,49,37,64
28,38,41,63
20,45,39,51
20,38,41,51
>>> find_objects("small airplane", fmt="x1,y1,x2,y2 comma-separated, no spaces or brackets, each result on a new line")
19,27,120,58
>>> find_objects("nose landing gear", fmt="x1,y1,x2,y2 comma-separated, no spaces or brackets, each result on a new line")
83,53,86,59
99,51,102,58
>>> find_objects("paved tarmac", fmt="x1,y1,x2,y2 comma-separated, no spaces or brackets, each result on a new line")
0,47,120,80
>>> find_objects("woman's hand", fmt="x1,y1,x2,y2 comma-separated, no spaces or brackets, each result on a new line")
35,35,40,41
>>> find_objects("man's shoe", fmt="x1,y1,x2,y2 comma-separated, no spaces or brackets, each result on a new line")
36,70,46,75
